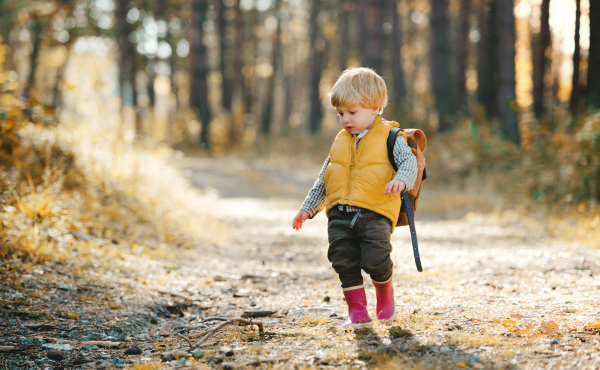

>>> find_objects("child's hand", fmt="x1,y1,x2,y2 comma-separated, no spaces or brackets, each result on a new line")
385,180,406,195
292,210,310,230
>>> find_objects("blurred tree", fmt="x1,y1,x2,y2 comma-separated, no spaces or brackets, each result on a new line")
338,0,349,72
233,0,243,105
455,0,470,113
496,0,518,144
117,0,137,111
308,0,324,134
430,0,453,130
532,0,550,119
190,0,211,147
588,0,600,108
22,11,44,103
390,0,406,107
359,0,384,74
243,5,259,116
261,0,283,135
217,0,233,111
570,0,581,118
477,0,498,116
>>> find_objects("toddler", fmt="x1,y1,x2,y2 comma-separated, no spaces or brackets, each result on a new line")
292,67,418,329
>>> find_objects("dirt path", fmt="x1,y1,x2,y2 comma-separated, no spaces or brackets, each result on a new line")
2,157,600,369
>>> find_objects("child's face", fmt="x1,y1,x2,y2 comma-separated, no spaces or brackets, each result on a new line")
336,105,379,135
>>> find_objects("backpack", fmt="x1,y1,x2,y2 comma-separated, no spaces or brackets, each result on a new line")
386,126,427,227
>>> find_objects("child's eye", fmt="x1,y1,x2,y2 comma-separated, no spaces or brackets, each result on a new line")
350,112,355,115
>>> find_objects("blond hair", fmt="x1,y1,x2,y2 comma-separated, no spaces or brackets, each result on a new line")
329,67,388,113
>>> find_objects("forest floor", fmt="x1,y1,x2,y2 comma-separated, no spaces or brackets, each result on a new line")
2,156,600,370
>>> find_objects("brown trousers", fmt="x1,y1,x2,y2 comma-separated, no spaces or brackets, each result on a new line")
327,208,394,289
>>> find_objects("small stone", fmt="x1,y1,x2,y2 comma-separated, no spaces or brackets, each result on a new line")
124,345,142,355
137,333,150,341
287,307,333,316
191,348,203,358
439,346,451,352
550,338,559,344
46,350,65,361
81,345,100,351
42,344,75,351
219,346,234,356
323,296,331,302
469,355,481,366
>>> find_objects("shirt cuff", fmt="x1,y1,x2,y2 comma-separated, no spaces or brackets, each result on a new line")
299,205,318,219
392,175,414,191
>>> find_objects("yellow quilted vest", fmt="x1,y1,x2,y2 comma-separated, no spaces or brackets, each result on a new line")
324,116,407,231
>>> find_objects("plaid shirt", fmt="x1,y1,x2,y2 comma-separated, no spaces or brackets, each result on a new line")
300,128,418,218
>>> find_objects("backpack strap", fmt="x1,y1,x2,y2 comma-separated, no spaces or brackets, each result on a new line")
387,127,402,172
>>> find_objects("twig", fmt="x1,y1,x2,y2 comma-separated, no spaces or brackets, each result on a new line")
156,288,199,302
171,325,203,331
42,339,123,348
190,318,263,350
200,317,230,323
177,333,194,351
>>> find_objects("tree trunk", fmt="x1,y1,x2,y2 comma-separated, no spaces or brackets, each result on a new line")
217,0,233,111
430,0,453,130
338,0,349,72
261,0,283,135
570,0,581,117
358,0,384,74
456,0,471,113
117,0,137,108
477,0,498,116
23,19,41,104
532,0,550,118
587,0,600,108
496,0,518,144
308,0,324,134
244,7,258,114
233,0,243,104
391,0,406,107
190,0,211,147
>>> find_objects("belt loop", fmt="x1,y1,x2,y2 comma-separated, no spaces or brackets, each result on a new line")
349,210,362,229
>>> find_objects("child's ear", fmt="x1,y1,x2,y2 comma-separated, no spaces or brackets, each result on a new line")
372,106,380,115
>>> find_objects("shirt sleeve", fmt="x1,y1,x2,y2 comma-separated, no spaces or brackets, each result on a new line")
392,136,418,190
299,155,330,218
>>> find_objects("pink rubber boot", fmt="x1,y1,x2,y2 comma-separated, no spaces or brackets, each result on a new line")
373,278,395,322
342,287,372,329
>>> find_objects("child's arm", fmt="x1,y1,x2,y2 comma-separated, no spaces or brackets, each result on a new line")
293,156,330,230
385,136,418,195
